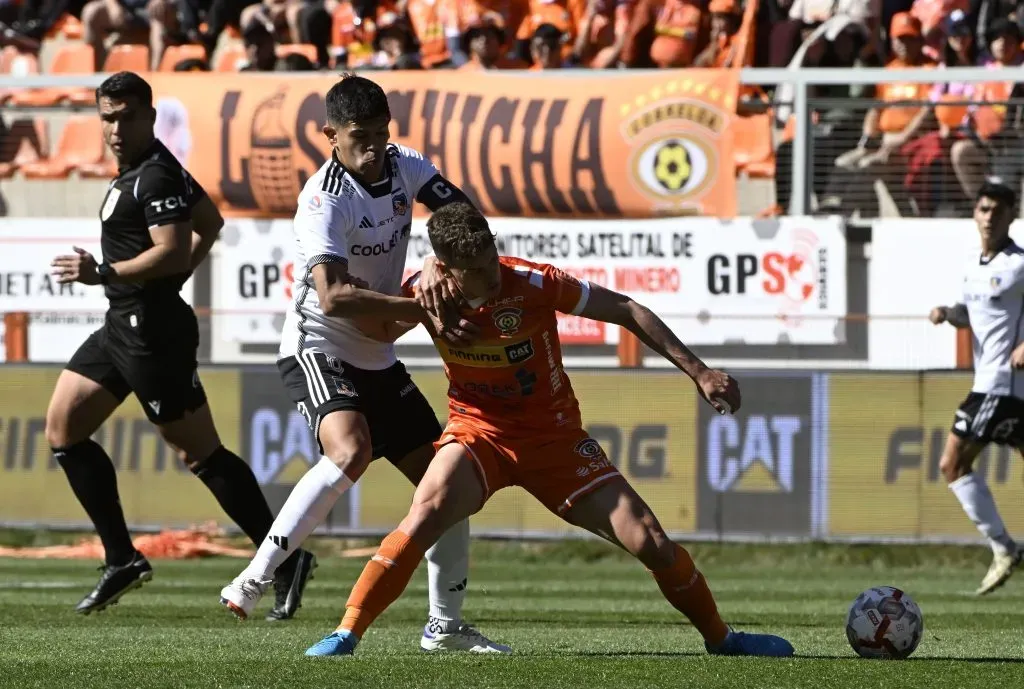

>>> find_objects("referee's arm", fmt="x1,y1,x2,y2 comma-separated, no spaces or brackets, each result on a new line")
104,166,195,283
189,195,225,270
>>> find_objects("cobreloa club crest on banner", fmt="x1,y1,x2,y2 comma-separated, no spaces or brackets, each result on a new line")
147,71,740,219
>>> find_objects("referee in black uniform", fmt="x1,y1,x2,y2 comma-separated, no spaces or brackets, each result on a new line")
46,72,315,617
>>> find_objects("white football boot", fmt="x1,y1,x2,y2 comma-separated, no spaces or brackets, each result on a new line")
420,622,512,654
976,548,1023,595
219,575,274,619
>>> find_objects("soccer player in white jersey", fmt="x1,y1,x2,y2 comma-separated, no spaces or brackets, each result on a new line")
219,75,508,653
930,181,1024,595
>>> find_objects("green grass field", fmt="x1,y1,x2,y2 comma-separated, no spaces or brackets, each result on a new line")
1,540,1023,689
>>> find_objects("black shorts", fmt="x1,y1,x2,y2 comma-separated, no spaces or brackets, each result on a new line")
278,351,441,462
65,307,206,425
951,392,1024,446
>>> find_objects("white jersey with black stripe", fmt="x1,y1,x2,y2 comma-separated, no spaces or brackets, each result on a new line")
963,241,1024,399
278,143,441,369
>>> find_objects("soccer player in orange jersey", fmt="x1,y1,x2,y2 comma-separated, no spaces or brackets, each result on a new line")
305,202,795,658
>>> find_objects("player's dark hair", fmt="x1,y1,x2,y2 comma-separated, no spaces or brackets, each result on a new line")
977,180,1017,210
325,74,391,127
427,202,496,267
95,71,153,108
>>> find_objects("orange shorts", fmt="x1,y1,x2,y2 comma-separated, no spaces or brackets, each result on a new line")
435,423,624,515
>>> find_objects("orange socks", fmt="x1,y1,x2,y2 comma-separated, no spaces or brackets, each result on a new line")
339,529,426,639
648,543,729,646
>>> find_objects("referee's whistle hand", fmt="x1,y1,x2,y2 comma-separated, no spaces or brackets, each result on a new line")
51,247,100,285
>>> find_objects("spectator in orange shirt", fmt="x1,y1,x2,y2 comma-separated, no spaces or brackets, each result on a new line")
330,0,402,67
454,0,530,53
516,0,577,62
530,21,570,67
830,12,935,215
573,0,635,67
405,0,461,67
370,11,420,68
950,19,1024,200
694,0,742,67
646,0,702,68
459,11,527,68
910,0,968,53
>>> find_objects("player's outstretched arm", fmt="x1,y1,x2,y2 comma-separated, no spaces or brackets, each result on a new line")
929,303,970,329
578,283,741,414
311,260,426,323
189,196,225,270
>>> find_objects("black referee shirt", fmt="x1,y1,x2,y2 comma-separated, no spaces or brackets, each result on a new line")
98,139,207,307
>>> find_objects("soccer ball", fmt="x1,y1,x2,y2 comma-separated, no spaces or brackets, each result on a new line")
845,586,923,659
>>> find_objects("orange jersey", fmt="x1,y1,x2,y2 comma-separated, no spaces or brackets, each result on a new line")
877,58,935,133
406,0,460,66
411,257,590,441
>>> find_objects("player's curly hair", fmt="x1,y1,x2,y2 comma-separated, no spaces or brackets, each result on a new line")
427,202,497,267
325,74,391,126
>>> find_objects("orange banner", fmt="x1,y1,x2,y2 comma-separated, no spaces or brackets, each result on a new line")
149,70,739,219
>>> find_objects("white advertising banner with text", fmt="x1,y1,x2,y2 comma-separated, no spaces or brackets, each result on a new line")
0,219,194,363
212,216,847,348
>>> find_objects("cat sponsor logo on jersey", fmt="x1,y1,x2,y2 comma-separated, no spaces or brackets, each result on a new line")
438,338,534,368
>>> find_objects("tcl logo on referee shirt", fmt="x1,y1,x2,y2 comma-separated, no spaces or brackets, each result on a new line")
150,195,188,214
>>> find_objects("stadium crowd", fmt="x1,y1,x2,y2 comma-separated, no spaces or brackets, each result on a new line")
1,0,1024,216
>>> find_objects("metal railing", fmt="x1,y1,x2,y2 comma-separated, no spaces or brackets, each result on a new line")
738,66,1024,216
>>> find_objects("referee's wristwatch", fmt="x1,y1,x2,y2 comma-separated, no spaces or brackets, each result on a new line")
97,262,114,285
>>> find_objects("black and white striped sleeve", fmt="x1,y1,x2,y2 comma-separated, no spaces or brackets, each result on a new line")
295,189,350,265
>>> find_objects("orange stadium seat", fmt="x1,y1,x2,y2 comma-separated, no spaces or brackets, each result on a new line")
20,116,104,179
159,44,207,71
215,44,247,72
733,112,775,179
103,44,151,73
0,118,49,178
0,48,40,104
8,43,95,107
276,43,318,63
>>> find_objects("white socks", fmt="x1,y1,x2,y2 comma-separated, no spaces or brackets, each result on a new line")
243,457,353,580
949,473,1017,556
425,518,470,634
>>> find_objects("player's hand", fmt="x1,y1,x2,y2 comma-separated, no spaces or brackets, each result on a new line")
1011,343,1024,369
696,368,741,415
345,275,370,290
417,256,480,345
51,246,100,285
929,306,947,325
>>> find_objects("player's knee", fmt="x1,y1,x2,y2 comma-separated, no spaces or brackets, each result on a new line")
939,446,972,483
44,404,74,449
321,441,371,478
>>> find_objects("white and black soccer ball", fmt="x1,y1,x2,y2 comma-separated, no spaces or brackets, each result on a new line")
846,586,923,659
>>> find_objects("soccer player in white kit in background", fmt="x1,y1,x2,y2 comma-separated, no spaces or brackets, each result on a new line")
930,181,1024,595
219,74,508,652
